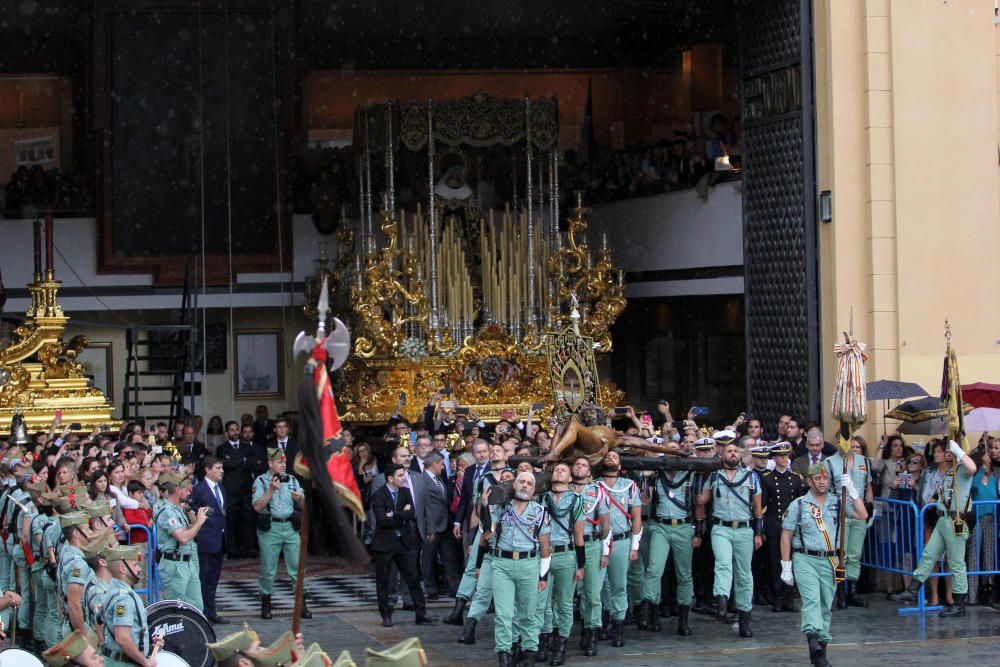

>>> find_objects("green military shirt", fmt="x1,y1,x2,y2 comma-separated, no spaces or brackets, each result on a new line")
252,472,304,519
101,578,149,657
29,513,54,560
84,575,112,629
154,500,194,554
654,470,694,520
490,500,550,552
5,488,34,545
42,517,62,560
709,467,761,522
58,545,92,604
936,465,975,515
541,490,580,547
782,491,841,552
598,478,638,535
576,482,609,539
824,453,872,519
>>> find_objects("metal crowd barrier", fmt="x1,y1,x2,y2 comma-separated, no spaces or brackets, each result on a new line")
126,522,158,603
861,496,1000,616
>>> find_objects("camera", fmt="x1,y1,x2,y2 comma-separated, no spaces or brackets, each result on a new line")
204,507,215,517
277,474,290,484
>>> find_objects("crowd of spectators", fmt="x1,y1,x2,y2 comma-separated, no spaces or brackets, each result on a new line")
2,164,93,217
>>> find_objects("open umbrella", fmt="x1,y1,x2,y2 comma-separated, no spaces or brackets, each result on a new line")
960,382,1000,409
885,396,972,423
867,379,929,434
963,407,1000,433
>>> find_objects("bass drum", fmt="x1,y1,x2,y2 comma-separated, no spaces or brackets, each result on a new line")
147,599,217,667
155,651,191,667
0,649,44,666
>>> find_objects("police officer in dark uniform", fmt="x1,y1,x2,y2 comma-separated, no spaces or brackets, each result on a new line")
760,441,806,612
691,434,723,615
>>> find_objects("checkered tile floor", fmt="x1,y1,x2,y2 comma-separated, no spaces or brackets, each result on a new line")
216,575,380,614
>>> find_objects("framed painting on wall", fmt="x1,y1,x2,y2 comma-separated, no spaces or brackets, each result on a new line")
234,329,283,399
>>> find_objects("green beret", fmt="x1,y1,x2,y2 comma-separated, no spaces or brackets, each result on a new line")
42,630,93,666
59,511,91,528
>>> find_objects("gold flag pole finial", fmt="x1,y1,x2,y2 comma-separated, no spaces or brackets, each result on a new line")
945,318,952,343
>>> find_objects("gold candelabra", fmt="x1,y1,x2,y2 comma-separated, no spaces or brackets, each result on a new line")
304,225,354,321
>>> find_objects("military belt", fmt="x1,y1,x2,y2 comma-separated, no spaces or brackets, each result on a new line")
272,517,292,523
159,551,193,562
794,548,836,558
712,518,749,529
611,531,630,542
551,543,579,553
492,548,537,560
654,517,690,526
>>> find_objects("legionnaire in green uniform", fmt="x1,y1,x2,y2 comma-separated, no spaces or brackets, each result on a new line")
252,447,310,620
0,449,18,629
40,490,67,648
57,509,97,636
154,471,207,610
569,456,610,658
81,528,119,650
476,471,551,667
695,440,763,638
780,463,866,667
100,543,164,667
533,462,585,665
27,478,57,651
4,450,37,647
42,629,105,667
824,441,874,608
638,459,698,636
895,439,978,617
596,450,642,648
444,439,492,627
760,441,806,612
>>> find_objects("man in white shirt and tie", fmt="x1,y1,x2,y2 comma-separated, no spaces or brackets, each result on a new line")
421,452,453,599
192,456,228,624
793,432,828,477
274,416,298,468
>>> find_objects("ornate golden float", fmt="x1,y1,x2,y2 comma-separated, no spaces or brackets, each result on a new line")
324,95,626,424
0,219,118,433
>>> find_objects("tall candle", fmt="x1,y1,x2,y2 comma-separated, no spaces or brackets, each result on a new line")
33,220,42,277
44,215,54,274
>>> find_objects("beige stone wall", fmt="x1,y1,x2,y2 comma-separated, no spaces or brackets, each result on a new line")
815,0,1000,440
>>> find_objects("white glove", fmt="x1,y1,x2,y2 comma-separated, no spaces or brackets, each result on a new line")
602,532,612,557
780,560,794,586
948,439,966,462
630,528,643,551
841,476,859,501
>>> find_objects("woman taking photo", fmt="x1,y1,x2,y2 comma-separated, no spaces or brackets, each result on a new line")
886,452,926,599
873,433,912,597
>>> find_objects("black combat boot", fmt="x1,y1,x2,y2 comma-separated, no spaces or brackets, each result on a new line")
260,594,272,620
610,620,625,647
598,610,611,640
676,605,692,636
583,628,598,657
458,617,477,644
521,650,537,667
536,633,550,662
738,610,753,638
444,597,468,625
511,640,522,665
579,627,589,651
939,593,967,618
300,599,313,619
497,651,513,667
835,583,847,609
636,599,651,630
549,633,567,666
715,595,735,622
845,581,869,607
807,632,824,661
892,578,923,604
648,605,661,632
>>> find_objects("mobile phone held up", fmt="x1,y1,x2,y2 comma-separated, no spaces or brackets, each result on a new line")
691,406,710,417
640,414,653,428
612,407,630,416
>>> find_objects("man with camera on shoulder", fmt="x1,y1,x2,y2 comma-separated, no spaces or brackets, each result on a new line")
252,447,310,620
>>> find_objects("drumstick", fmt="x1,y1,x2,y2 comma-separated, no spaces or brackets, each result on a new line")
149,629,164,665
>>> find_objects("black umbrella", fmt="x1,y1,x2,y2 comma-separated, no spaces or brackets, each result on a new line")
868,379,929,434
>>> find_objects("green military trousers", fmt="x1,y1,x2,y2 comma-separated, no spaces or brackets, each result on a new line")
492,555,542,653
914,516,970,594
159,554,204,611
601,535,631,621
467,551,494,621
580,540,604,630
843,517,867,582
627,529,651,604
456,532,481,601
538,550,577,637
11,545,31,629
641,522,694,605
39,567,61,648
258,521,302,596
31,561,53,647
792,552,835,643
711,525,754,611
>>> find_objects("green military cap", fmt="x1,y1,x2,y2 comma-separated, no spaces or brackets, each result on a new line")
59,511,91,528
80,527,120,562
364,638,426,667
267,447,288,462
104,543,143,563
807,463,828,477
84,499,112,518
53,481,90,513
42,629,94,666
208,624,259,662
159,471,192,489
331,649,358,667
771,441,793,456
248,631,298,667
292,644,343,667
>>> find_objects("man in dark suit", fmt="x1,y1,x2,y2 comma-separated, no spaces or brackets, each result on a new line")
420,452,452,599
372,463,437,627
178,424,209,470
217,421,266,558
273,416,297,467
253,404,276,444
190,455,228,624
410,434,434,475
452,439,491,542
